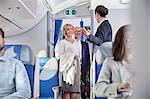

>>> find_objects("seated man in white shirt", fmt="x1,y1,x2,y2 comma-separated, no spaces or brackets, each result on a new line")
0,28,31,99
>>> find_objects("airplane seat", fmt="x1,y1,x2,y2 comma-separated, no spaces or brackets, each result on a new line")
36,55,59,99
94,42,112,99
95,42,112,82
4,44,35,97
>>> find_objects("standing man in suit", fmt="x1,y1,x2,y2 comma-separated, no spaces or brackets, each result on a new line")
75,27,90,99
83,5,112,52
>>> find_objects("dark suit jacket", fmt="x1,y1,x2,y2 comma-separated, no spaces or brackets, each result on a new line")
88,20,112,46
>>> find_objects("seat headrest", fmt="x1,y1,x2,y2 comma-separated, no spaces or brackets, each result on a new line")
4,44,34,65
95,42,112,64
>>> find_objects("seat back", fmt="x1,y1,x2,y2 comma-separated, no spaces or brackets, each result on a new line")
36,56,59,99
95,42,112,64
94,42,112,99
4,44,35,97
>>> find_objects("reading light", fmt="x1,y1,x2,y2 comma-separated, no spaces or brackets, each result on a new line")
120,0,130,4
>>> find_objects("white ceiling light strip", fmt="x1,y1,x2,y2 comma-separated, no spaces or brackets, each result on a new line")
75,1,89,7
43,0,53,11
18,0,36,18
0,14,23,30
120,0,130,4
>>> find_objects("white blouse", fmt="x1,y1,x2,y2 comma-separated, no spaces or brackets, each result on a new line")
54,39,81,85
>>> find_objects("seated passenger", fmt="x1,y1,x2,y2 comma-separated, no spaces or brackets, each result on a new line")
0,28,31,98
95,25,133,99
55,24,81,99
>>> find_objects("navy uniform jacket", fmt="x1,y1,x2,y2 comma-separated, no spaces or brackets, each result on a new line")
88,20,112,46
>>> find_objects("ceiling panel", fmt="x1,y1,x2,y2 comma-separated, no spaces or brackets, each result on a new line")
55,3,90,19
48,0,65,7
52,0,89,14
0,0,47,36
0,0,36,19
91,0,130,9
0,16,21,33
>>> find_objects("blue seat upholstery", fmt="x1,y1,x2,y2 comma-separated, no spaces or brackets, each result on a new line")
95,42,112,83
96,64,103,82
38,57,59,99
4,44,34,97
25,64,35,97
4,45,22,59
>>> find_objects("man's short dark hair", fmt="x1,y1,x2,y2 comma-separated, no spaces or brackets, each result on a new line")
0,28,4,38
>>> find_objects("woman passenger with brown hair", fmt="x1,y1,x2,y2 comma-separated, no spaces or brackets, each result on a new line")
95,25,133,99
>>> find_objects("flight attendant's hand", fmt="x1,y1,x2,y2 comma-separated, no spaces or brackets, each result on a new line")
81,28,90,36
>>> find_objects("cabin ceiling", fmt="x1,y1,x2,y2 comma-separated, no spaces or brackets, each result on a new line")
0,0,90,36
0,0,47,36
0,0,129,36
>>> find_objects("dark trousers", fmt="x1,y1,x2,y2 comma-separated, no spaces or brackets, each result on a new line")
81,42,90,98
